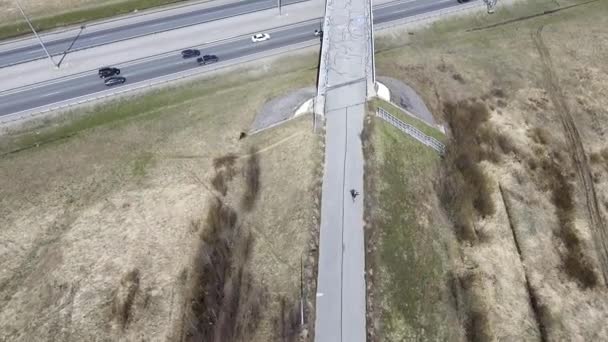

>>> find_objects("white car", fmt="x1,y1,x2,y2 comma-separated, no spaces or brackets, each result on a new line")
251,33,270,42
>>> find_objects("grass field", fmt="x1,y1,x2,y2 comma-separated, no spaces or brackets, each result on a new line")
0,53,321,341
364,113,462,341
368,98,446,142
0,0,197,40
372,0,608,340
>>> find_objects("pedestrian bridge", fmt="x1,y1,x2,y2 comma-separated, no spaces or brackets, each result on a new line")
313,0,375,340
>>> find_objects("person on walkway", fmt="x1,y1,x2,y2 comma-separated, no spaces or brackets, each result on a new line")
350,189,359,201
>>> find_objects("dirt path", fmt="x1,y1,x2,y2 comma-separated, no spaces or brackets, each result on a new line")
532,24,608,285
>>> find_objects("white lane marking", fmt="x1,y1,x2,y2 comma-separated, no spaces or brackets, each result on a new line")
380,0,454,16
148,22,168,28
40,91,62,97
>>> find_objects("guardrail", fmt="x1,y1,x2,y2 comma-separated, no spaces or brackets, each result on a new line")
0,40,319,125
374,0,485,31
376,107,445,154
0,0,310,68
1,0,492,126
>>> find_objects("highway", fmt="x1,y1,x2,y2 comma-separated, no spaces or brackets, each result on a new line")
0,0,305,68
0,0,466,118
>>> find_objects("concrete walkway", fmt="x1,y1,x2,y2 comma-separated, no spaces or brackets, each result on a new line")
314,0,373,339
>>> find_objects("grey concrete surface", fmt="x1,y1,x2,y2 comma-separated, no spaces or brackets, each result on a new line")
0,0,471,118
0,22,321,117
314,0,373,339
0,0,307,68
250,86,315,132
378,76,435,125
0,0,325,92
316,100,367,342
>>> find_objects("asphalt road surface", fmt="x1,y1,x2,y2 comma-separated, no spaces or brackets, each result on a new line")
0,0,306,68
0,0,466,118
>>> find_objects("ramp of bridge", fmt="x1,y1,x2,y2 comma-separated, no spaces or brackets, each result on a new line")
314,0,375,340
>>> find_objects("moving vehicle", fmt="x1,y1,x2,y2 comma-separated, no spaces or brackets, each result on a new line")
98,67,120,78
104,76,126,87
181,49,201,58
314,29,323,37
197,55,219,65
251,33,270,42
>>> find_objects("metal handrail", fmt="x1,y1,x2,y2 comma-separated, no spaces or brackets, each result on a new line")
376,107,446,154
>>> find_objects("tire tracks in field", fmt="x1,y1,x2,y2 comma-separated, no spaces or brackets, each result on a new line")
532,25,608,285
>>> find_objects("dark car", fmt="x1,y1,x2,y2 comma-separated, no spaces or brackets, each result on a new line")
104,76,126,87
98,67,120,78
197,55,219,65
181,49,201,59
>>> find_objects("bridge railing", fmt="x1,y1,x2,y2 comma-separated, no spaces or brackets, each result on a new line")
376,107,446,155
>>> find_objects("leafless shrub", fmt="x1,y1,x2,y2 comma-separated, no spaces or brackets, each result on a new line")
439,100,497,243
564,246,599,288
241,147,261,211
456,270,494,342
211,154,238,196
273,296,301,342
529,127,551,145
213,154,238,170
211,171,229,196
111,268,141,330
591,148,608,172
601,148,608,161
189,218,202,234
496,133,517,155
491,88,506,99
184,196,268,341
589,152,602,164
452,73,466,84
465,309,493,342
539,155,599,288
234,269,268,340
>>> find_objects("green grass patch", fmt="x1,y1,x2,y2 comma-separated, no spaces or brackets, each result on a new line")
367,117,455,340
0,53,317,155
0,0,190,41
131,152,155,177
369,98,445,142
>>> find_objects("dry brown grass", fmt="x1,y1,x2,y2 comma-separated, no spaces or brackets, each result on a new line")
241,147,261,212
0,54,319,341
210,154,238,196
440,100,500,242
111,269,141,330
547,163,599,288
184,196,266,341
375,0,608,339
524,133,600,288
181,117,320,342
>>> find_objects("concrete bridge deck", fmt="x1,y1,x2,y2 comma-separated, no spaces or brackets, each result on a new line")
314,0,374,340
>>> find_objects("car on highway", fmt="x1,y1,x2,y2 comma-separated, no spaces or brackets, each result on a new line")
314,29,323,37
181,49,201,58
104,76,126,87
197,55,219,65
251,33,270,42
98,67,120,78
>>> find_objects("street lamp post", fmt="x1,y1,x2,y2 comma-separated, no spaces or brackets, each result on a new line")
14,0,58,68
